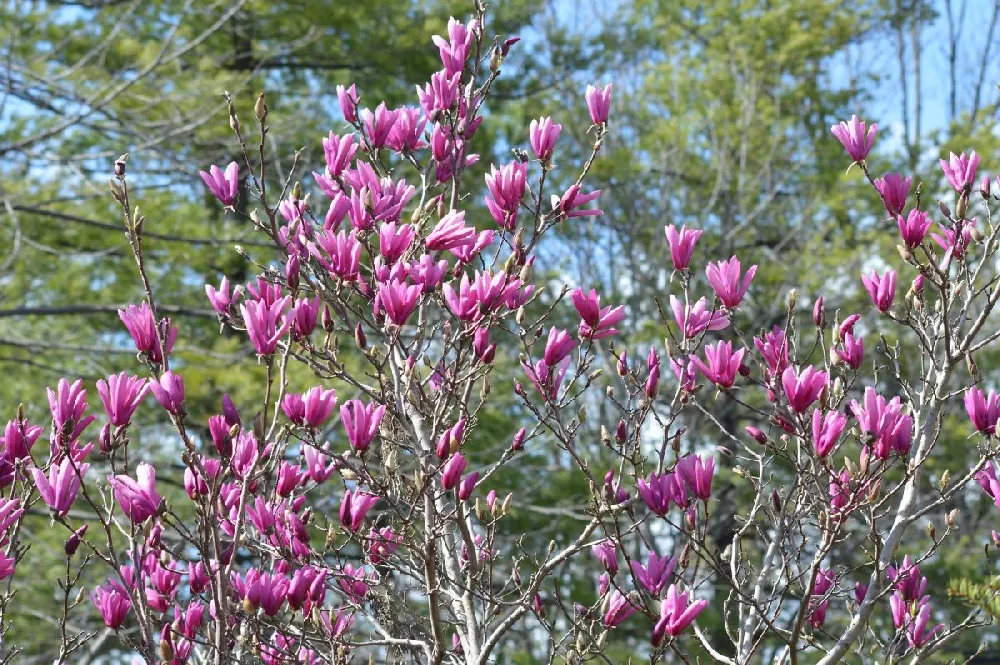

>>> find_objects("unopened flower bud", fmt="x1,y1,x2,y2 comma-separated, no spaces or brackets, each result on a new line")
745,426,767,444
981,175,992,200
354,322,366,349
65,524,88,556
114,154,127,177
937,200,952,218
254,92,268,122
970,225,984,243
786,289,797,312
771,490,781,514
813,296,825,328
956,193,969,219
946,508,960,528
926,522,936,540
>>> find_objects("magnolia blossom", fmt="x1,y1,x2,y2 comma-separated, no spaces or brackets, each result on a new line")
830,115,877,161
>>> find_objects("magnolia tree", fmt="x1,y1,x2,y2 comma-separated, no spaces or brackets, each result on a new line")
3,3,1000,664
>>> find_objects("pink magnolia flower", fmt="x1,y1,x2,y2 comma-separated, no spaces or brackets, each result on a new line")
873,172,911,217
485,162,528,230
199,161,239,207
109,462,162,523
940,150,980,192
812,409,847,457
241,297,293,355
367,526,402,565
417,71,460,114
385,107,426,152
691,340,745,389
585,83,612,124
529,116,561,161
543,327,576,366
322,132,358,178
520,358,571,401
96,373,148,428
557,184,603,219
835,331,864,370
571,288,625,339
47,378,95,444
441,452,468,490
861,269,896,313
303,444,337,484
931,219,975,259
754,326,790,379
807,568,835,628
148,371,185,415
244,570,289,616
118,302,177,365
432,17,476,76
1,418,41,461
426,210,476,254
360,103,400,149
850,387,913,459
664,224,702,270
897,209,931,248
965,387,1000,435
205,277,242,315
340,399,386,452
782,365,828,413
591,539,618,573
291,296,320,340
378,222,415,263
377,280,423,326
310,228,361,281
31,457,88,516
339,488,379,532
831,115,877,162
91,580,131,629
637,472,687,516
602,590,639,628
630,551,677,595
337,84,359,123
652,584,708,644
706,256,757,309
670,296,728,338
676,454,714,500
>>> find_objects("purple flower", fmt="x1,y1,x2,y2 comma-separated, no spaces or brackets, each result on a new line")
637,472,686,516
118,302,176,365
706,256,757,309
630,551,677,595
47,379,96,444
1,418,42,461
337,84,359,123
965,386,1000,435
812,409,847,457
652,584,708,644
671,296,728,339
676,454,715,500
835,331,864,370
897,210,931,249
199,161,239,207
91,580,131,629
108,462,161,523
441,452,468,490
782,365,828,413
602,590,639,628
340,399,386,452
571,288,625,339
377,280,423,326
148,371,185,415
591,539,618,574
861,269,896,313
873,172,911,216
339,488,379,532
585,83,613,125
485,162,528,230
940,150,980,192
529,117,561,161
31,457,88,516
831,115,877,161
241,297,293,355
96,373,148,428
691,340,744,389
664,224,702,271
